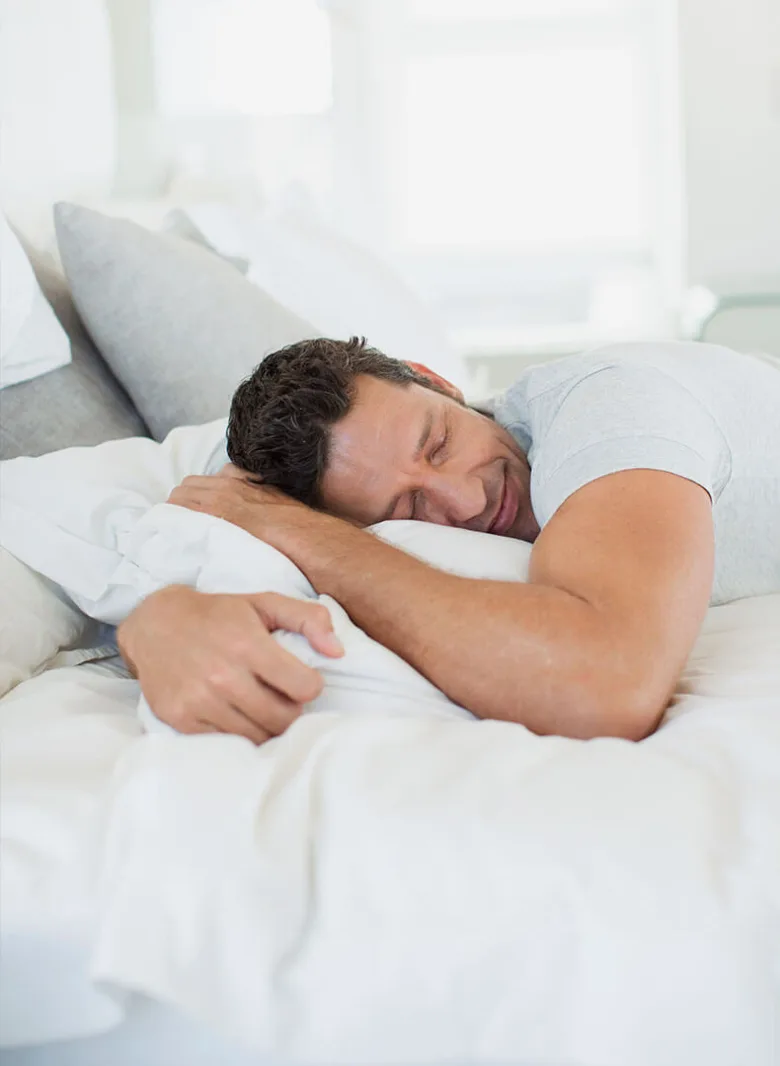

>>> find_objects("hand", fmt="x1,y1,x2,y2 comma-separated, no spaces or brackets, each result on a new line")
167,465,354,569
167,465,309,541
118,585,344,743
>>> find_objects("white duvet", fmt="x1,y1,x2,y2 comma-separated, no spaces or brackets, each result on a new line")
2,428,780,1065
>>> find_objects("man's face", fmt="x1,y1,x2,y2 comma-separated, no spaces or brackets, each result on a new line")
320,375,540,541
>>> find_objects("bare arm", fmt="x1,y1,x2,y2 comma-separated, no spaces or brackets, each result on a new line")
170,467,714,739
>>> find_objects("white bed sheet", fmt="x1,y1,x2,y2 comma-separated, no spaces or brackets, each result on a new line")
2,590,780,1064
2,994,277,1066
0,665,140,1046
2,995,568,1066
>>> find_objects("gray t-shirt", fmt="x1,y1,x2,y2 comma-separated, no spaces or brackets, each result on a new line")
490,341,780,606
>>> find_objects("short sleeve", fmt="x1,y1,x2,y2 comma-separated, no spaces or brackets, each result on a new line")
529,364,731,527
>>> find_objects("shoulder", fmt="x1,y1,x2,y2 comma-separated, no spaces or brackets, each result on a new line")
511,348,732,527
491,345,681,448
494,349,613,412
494,342,739,436
491,342,686,418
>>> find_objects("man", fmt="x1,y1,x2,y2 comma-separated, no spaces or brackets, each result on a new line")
118,337,780,743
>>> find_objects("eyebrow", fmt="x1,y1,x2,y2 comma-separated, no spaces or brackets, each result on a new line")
379,410,434,522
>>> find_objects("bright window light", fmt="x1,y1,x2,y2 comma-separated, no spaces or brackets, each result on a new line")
409,0,630,20
332,0,678,342
401,48,645,249
153,0,332,116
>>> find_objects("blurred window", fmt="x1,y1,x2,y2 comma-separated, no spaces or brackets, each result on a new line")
329,0,681,347
153,0,332,116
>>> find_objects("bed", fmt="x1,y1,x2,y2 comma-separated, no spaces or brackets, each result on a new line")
3,230,780,1066
2,521,780,1066
3,5,780,1065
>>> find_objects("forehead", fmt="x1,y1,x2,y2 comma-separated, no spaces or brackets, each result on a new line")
320,374,444,522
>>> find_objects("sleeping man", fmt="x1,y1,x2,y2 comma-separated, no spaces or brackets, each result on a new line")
117,337,780,743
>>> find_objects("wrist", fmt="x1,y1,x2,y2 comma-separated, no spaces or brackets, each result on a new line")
117,584,193,678
116,614,139,677
267,509,367,582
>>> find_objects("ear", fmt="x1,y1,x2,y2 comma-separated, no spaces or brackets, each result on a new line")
405,362,464,403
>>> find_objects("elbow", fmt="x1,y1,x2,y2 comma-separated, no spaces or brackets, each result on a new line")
534,668,668,741
480,665,669,742
604,711,662,743
584,681,668,742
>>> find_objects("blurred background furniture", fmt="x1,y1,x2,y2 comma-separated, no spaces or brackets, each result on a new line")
3,0,779,392
695,291,780,357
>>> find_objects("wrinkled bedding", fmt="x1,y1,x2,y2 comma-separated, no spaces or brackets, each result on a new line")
2,500,780,1064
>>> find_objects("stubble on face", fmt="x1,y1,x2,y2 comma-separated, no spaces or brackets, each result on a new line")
320,376,540,541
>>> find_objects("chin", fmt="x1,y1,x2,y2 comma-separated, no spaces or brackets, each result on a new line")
501,461,536,542
511,513,540,543
506,492,538,543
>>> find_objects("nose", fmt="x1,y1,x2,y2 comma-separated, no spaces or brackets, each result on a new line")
423,470,487,527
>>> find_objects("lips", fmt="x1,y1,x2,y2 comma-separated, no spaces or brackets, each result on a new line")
489,473,518,536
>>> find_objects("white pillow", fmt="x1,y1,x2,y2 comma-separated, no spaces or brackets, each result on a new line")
0,212,71,388
373,520,532,580
129,509,531,735
164,200,469,389
0,547,93,697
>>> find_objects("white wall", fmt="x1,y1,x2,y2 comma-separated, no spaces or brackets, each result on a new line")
63,0,780,305
679,0,780,291
105,0,332,208
0,0,116,240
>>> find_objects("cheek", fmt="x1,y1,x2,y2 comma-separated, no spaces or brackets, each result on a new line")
457,421,509,468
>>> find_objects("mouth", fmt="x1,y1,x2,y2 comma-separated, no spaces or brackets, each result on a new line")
488,471,518,536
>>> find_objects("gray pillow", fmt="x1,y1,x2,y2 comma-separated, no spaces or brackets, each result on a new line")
0,242,149,460
54,203,318,440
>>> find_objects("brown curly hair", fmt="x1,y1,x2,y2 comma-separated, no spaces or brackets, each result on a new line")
226,336,447,507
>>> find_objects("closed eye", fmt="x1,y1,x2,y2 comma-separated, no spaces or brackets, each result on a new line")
430,422,450,464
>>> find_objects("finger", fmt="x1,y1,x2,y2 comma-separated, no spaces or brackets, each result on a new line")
251,594,345,658
178,475,221,489
208,703,275,745
167,487,210,509
247,635,325,705
175,716,217,735
178,705,275,745
196,633,317,719
219,463,248,480
167,487,228,520
185,717,265,740
217,667,305,735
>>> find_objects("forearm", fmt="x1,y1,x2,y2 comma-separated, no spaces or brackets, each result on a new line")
276,518,633,738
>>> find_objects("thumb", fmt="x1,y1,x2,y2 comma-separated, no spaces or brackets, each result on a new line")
219,463,248,480
248,593,345,658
